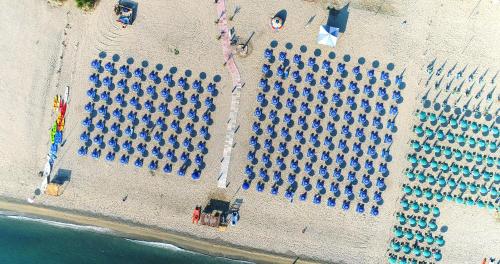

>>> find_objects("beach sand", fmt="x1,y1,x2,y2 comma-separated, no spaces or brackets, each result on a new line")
0,0,498,263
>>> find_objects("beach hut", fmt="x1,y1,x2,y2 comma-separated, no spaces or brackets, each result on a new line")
317,25,339,47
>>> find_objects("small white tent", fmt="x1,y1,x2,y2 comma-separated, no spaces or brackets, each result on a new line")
317,25,339,47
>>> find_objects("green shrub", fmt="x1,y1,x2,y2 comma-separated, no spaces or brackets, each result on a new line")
75,0,96,9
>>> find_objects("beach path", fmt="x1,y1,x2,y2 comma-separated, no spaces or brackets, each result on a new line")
215,0,242,188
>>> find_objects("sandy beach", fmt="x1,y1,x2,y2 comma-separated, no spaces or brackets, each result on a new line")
0,0,498,263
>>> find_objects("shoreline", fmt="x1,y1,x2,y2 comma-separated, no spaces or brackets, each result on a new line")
0,197,320,264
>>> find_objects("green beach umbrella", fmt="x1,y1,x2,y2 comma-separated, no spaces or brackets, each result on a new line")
481,124,489,133
425,234,434,244
419,157,429,166
475,154,483,163
408,155,417,164
415,232,424,242
438,115,447,125
469,183,477,193
462,166,470,176
495,173,500,182
406,171,416,181
430,160,439,169
401,199,409,210
448,178,456,188
424,189,433,200
391,241,401,251
451,164,459,174
459,182,467,191
412,247,421,256
468,137,476,146
457,134,465,143
435,191,443,202
450,118,457,127
411,141,420,150
399,258,407,264
414,126,424,135
418,218,427,229
389,256,397,264
455,196,464,204
423,143,431,152
408,216,417,226
432,206,441,217
432,146,441,154
454,150,462,159
418,111,427,121
394,227,404,237
466,198,475,206
398,214,407,225
446,132,455,141
438,177,446,187
472,169,480,178
465,152,473,161
423,249,432,258
427,175,436,185
405,230,414,240
425,128,434,137
429,113,437,122
434,251,442,261
445,193,453,201
417,172,426,183
480,186,488,195
490,187,497,197
470,122,478,131
414,187,423,197
411,203,420,213
487,202,495,210
402,244,411,254
478,139,486,148
477,199,485,208
440,163,449,172
437,130,445,140
422,204,430,214
460,120,468,129
482,171,491,181
489,142,497,151
486,156,494,166
492,126,499,136
428,220,437,231
403,185,413,195
443,148,452,156
436,236,445,246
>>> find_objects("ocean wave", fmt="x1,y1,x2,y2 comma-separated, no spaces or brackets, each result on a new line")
125,239,185,251
0,213,112,234
126,238,254,263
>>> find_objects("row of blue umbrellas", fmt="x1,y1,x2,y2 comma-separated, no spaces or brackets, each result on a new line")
263,49,400,86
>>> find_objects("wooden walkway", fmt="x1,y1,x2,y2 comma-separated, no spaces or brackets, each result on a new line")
216,0,242,188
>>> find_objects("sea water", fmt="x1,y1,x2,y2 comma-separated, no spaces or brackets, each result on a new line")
0,213,249,264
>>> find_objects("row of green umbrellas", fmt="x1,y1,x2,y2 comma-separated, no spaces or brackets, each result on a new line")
399,199,440,218
403,180,498,197
406,155,497,181
393,227,445,246
396,212,438,230
416,111,498,136
413,126,498,151
410,141,499,166
390,240,442,261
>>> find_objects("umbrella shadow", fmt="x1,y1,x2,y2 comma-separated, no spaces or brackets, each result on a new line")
327,4,349,33
275,9,287,24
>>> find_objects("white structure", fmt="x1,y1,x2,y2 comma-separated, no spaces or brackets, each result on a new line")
317,25,339,47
